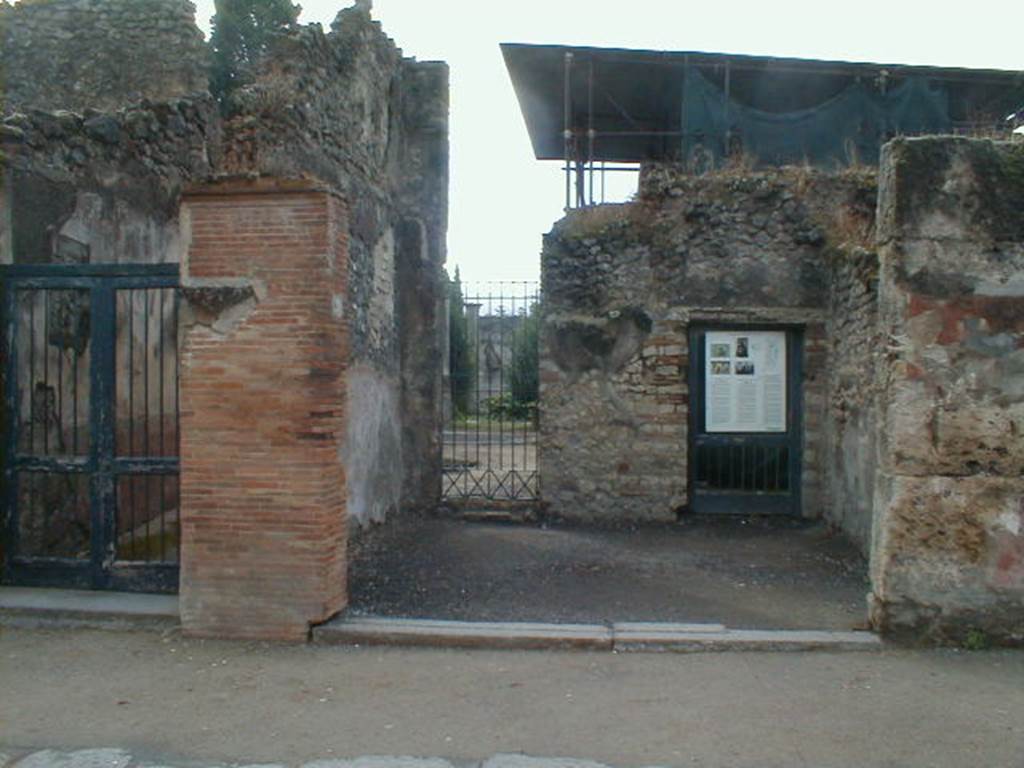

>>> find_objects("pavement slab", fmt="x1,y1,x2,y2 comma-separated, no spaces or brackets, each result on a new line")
13,751,132,768
302,760,455,768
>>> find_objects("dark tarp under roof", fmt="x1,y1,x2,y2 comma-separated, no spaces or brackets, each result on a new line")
501,43,1024,166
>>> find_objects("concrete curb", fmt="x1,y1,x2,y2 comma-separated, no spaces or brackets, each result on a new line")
313,616,883,652
0,587,178,632
0,588,882,651
314,618,614,651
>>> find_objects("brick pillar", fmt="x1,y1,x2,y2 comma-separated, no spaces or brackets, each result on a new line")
178,180,348,641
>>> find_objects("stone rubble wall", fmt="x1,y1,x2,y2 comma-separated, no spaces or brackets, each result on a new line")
0,95,220,265
540,166,877,523
0,0,210,114
825,246,881,554
870,137,1024,644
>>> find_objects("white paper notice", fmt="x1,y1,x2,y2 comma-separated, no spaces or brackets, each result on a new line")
705,330,787,432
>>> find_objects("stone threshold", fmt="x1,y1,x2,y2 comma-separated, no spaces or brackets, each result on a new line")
0,587,179,631
313,617,883,653
0,587,882,652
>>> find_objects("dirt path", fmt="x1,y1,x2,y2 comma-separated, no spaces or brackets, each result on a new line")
349,516,869,630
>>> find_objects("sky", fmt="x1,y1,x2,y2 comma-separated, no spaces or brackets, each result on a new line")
191,1,1022,284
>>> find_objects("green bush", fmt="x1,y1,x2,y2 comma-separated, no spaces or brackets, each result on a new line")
483,394,536,422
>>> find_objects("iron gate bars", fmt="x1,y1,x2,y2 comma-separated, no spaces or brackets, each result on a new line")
2,263,181,592
443,280,539,503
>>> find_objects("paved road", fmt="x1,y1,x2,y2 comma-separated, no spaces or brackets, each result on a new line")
2,628,1023,768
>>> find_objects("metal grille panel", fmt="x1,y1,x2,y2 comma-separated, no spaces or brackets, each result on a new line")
3,265,181,592
443,281,540,503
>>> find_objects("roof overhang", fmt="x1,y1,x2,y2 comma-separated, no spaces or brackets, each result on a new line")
501,43,1024,163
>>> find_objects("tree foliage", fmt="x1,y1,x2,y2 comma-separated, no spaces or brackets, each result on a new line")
210,0,301,103
447,268,474,417
509,303,540,407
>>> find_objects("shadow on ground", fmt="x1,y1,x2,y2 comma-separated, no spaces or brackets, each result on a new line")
348,514,869,630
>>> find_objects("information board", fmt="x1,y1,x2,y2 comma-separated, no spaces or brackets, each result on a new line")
704,331,786,433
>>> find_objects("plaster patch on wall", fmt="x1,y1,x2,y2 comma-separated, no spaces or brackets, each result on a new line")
58,191,184,264
996,506,1023,537
343,365,402,528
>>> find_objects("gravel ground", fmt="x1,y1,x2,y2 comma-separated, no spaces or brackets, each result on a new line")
348,515,869,630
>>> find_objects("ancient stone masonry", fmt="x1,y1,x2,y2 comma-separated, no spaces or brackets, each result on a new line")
0,0,448,640
540,165,876,523
0,0,210,114
218,5,449,520
869,137,1024,644
825,245,880,555
0,96,220,265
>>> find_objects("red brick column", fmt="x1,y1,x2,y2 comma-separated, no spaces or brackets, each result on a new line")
178,180,348,641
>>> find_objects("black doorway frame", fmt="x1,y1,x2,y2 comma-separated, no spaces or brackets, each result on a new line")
687,323,803,515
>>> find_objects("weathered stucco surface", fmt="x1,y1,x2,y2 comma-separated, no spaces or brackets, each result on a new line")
870,137,1024,644
540,167,877,522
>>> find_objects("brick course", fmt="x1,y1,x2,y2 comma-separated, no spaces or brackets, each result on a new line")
178,182,348,641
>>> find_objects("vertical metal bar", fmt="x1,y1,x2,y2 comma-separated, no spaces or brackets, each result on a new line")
588,60,595,207
173,290,181,563
72,295,79,455
127,291,135,558
523,281,531,483
160,289,165,458
160,474,166,561
774,444,782,493
128,289,134,458
3,285,22,569
144,291,151,551
563,52,573,212
29,293,35,455
681,56,690,163
43,291,49,455
724,61,731,157
497,285,505,497
483,286,491,496
90,283,116,587
771,446,779,492
144,290,150,458
467,289,475,499
174,290,180,457
57,294,64,455
740,443,746,491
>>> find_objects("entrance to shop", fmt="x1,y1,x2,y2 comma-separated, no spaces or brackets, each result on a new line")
688,325,803,515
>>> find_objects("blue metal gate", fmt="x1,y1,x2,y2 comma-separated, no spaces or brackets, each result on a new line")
2,263,181,592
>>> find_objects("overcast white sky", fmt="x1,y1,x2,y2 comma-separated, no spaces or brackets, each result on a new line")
190,1,1021,283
